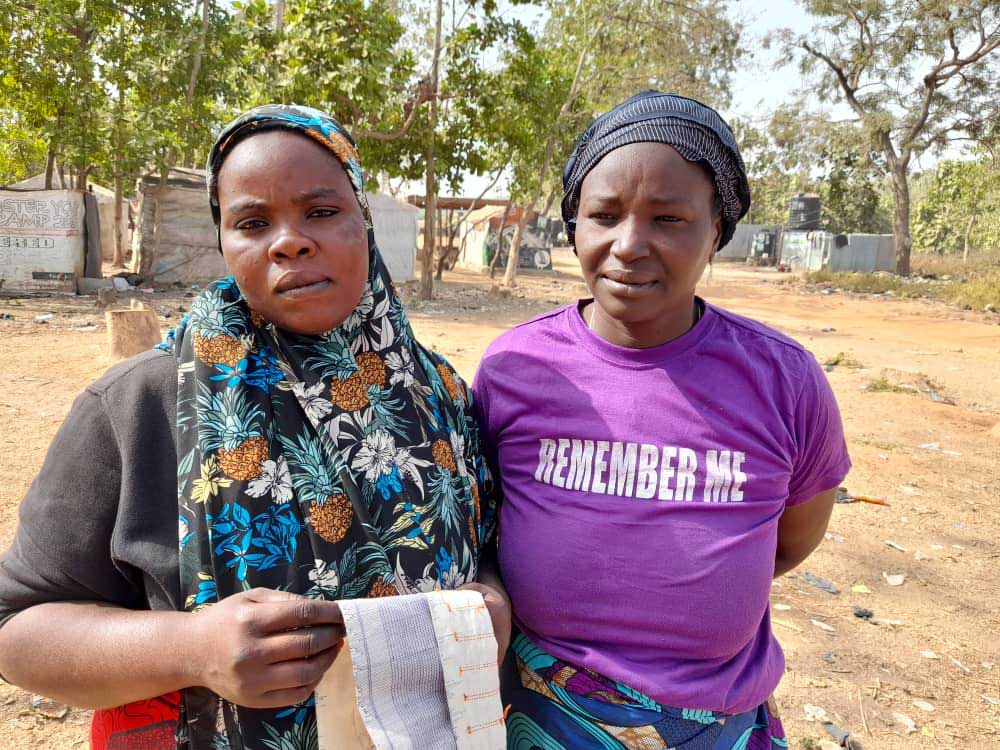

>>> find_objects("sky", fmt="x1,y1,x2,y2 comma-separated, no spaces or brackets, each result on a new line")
724,0,833,123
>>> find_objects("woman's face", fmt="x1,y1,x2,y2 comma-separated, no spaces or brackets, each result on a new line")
217,130,369,335
575,142,721,347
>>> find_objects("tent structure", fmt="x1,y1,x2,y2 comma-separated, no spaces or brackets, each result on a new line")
452,205,558,272
828,234,895,273
8,173,129,265
715,223,779,262
366,192,417,282
780,230,895,273
132,167,418,283
132,167,221,283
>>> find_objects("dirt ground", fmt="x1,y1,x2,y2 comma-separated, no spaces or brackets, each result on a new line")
0,248,998,749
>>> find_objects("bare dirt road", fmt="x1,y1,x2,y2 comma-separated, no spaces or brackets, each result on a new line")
1,249,998,749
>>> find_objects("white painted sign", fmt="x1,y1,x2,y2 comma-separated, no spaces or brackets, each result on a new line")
0,190,85,291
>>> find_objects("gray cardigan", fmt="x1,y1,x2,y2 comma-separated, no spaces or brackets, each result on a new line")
0,349,182,626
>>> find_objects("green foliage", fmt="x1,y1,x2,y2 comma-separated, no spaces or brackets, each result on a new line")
818,149,891,235
0,0,745,281
0,113,47,185
865,377,911,394
777,0,1000,273
494,0,744,207
913,158,1000,254
735,113,891,232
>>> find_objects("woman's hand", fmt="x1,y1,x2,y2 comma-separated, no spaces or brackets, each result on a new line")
187,588,345,708
459,582,511,667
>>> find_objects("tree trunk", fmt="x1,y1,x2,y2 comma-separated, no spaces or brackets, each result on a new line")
76,165,93,190
44,145,56,190
488,203,512,279
113,174,125,267
421,166,438,300
273,0,286,89
503,198,538,287
890,166,911,276
418,0,444,301
142,171,168,282
436,206,455,280
186,0,210,107
112,76,126,267
962,213,976,265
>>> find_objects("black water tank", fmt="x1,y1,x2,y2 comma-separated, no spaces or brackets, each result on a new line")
788,194,821,229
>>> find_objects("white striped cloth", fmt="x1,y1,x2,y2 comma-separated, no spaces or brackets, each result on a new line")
315,590,505,750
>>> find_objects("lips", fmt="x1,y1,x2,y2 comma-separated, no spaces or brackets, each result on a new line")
274,271,331,295
603,270,656,285
600,270,658,295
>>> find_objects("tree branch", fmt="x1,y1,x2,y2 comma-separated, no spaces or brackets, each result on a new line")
352,84,433,142
800,41,868,119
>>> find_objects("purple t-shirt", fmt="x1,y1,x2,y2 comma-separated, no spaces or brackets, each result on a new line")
472,301,851,714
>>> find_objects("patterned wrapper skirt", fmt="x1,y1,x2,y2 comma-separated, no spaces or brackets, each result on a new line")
503,634,788,750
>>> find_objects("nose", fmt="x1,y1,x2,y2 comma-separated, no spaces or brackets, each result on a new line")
268,228,318,261
610,215,651,262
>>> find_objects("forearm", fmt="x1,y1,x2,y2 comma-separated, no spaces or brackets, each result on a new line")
0,602,198,710
476,543,508,603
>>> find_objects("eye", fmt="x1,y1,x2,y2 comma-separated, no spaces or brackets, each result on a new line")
656,215,682,223
588,212,617,222
235,218,268,230
309,207,339,218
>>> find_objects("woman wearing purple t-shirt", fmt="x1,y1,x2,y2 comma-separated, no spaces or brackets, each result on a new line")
472,92,851,749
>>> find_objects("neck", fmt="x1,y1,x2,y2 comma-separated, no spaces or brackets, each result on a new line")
586,297,701,349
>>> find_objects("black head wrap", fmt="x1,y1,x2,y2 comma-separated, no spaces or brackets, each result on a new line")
561,91,750,249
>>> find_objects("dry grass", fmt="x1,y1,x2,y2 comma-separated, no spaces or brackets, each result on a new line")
864,376,913,394
805,254,1000,311
823,351,863,369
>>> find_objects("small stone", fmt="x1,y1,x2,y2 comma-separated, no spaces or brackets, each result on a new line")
30,695,69,719
893,712,917,733
803,703,829,722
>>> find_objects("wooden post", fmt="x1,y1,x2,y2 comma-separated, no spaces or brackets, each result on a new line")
105,303,161,360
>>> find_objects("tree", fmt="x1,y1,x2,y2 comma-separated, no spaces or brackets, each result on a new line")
1,0,117,188
96,1,189,265
0,114,47,186
498,0,743,286
734,111,891,233
781,1,1000,274
228,0,509,299
732,117,811,226
419,0,444,299
913,157,1000,259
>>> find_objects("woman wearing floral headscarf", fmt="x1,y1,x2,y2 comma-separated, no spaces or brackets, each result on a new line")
0,105,507,749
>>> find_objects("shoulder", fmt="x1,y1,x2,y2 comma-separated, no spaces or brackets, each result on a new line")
86,348,175,398
480,304,574,364
708,304,806,354
706,304,815,371
82,349,176,432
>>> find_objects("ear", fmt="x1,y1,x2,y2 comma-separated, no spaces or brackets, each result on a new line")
710,214,723,258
